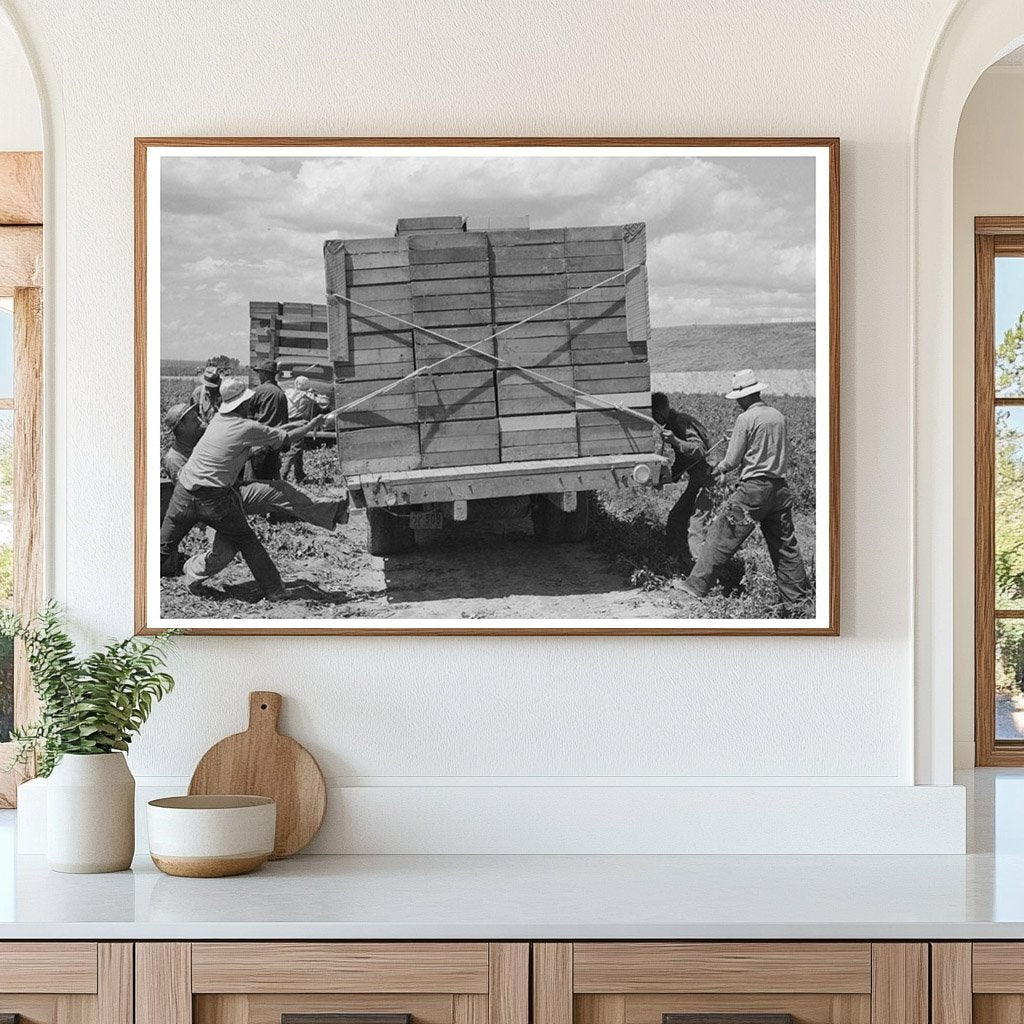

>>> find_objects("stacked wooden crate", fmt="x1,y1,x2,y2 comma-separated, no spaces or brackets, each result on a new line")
490,228,576,462
569,224,652,456
409,231,499,468
324,236,420,473
322,218,654,477
249,301,330,364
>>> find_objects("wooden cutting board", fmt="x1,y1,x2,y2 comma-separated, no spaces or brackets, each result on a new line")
188,691,326,859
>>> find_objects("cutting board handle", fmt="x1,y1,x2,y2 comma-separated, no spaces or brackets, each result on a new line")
248,691,282,734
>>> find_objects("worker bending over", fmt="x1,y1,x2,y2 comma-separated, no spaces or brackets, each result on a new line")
651,392,713,573
678,370,811,610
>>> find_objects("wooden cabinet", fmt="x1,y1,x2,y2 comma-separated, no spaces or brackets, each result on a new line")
932,943,1024,1024
136,944,528,1024
532,944,929,1024
0,937,972,1024
0,942,132,1024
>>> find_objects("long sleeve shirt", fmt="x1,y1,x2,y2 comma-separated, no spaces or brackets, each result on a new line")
719,401,790,481
662,408,711,480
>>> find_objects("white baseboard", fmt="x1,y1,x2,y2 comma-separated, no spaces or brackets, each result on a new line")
17,778,967,856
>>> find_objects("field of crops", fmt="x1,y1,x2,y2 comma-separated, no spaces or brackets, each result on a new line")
157,373,817,621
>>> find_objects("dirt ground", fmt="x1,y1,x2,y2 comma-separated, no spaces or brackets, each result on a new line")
162,511,696,621
159,486,817,622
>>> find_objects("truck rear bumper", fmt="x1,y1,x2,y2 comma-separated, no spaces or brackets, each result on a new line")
346,453,669,508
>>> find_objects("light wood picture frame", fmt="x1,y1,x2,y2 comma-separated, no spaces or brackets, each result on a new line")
135,137,839,636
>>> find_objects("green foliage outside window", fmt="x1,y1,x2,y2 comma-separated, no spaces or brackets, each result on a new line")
996,312,1024,693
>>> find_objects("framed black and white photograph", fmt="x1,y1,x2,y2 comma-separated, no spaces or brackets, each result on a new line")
135,137,838,636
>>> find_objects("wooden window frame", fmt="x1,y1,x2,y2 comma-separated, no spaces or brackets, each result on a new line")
0,151,43,806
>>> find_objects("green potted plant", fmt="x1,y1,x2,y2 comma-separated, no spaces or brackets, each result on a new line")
2,604,178,873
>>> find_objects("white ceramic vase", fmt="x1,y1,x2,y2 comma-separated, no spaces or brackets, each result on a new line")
46,752,135,873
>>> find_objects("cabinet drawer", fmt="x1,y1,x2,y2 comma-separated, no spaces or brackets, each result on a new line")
191,943,491,993
0,943,130,1024
0,942,98,993
572,943,872,994
534,944,925,1024
139,943,528,1024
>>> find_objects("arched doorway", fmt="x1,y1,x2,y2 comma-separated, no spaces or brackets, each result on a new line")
914,1,1024,785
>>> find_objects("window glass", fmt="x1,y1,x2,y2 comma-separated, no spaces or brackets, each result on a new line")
996,407,1024,610
996,257,1024,397
997,620,1024,740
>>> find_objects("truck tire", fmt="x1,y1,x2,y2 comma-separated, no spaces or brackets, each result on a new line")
366,507,416,556
531,492,591,543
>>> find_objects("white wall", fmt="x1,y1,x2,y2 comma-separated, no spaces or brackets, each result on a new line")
1,0,972,852
952,66,1024,767
0,11,39,151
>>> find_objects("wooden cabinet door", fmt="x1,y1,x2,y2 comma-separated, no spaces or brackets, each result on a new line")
137,943,528,1024
533,944,928,1024
935,943,1024,1024
0,943,131,1024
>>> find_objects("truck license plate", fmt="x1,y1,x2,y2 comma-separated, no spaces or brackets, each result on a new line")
409,509,443,530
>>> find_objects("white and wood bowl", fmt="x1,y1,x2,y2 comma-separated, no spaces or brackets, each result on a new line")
147,795,276,877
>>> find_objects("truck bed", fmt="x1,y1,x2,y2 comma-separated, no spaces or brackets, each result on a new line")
346,452,668,508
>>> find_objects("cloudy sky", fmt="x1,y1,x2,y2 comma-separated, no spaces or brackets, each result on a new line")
159,150,816,363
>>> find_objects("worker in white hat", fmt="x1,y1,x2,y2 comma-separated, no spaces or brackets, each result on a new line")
159,377,327,600
677,369,811,610
282,374,331,484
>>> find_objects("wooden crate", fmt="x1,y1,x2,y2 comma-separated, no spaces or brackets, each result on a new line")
419,419,500,468
577,405,655,457
496,366,575,415
337,424,421,474
499,412,578,463
396,215,465,233
572,361,651,395
250,301,333,363
415,370,497,421
332,329,415,382
415,327,496,374
333,378,418,429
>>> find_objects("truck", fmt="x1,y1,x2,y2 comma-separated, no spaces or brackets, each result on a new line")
250,215,668,555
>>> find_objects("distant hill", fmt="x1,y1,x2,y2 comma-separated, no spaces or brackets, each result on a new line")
650,322,816,372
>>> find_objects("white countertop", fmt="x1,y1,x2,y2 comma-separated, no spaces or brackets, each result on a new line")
1,769,1021,941
0,850,1022,940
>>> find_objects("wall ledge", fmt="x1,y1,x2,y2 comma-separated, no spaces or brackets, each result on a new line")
18,778,967,856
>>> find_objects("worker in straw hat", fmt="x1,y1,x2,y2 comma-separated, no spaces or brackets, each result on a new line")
676,369,812,611
159,377,327,601
161,401,205,483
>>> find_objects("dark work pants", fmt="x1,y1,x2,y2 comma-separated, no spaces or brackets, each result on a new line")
687,477,811,605
665,472,712,567
249,449,282,481
159,483,283,595
281,444,306,483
